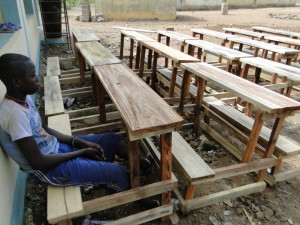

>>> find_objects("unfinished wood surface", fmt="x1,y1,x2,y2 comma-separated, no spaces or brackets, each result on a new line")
72,29,99,42
114,26,156,33
203,96,300,157
191,28,238,40
139,41,200,64
252,26,300,38
172,132,215,181
185,39,252,60
157,30,197,43
121,30,156,42
240,57,300,84
47,186,83,224
47,57,61,76
180,62,300,114
47,114,83,225
75,41,121,66
187,182,266,210
223,28,265,39
106,205,173,225
264,35,300,47
228,37,300,55
44,76,64,116
94,63,183,140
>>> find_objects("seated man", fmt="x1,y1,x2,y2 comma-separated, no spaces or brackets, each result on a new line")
0,53,156,207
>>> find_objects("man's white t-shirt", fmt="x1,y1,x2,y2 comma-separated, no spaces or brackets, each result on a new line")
0,96,59,172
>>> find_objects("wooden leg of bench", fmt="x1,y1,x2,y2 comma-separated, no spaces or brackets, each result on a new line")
120,33,124,59
77,51,86,83
96,78,106,123
185,185,196,200
139,46,146,79
128,140,140,188
280,76,287,94
242,111,264,163
160,133,172,222
257,116,286,181
240,63,249,79
58,219,73,225
169,66,178,97
179,70,191,115
91,71,98,106
129,39,134,68
165,37,170,68
151,52,158,90
254,67,262,84
194,78,206,135
135,44,141,69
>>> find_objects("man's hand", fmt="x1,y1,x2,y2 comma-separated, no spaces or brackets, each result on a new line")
81,148,106,161
74,138,106,160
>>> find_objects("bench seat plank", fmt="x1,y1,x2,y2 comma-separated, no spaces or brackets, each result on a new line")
191,28,238,40
94,64,183,139
47,114,83,224
252,26,300,39
75,41,121,66
172,132,215,181
264,35,300,47
203,96,300,157
72,29,100,42
157,30,197,42
47,57,61,76
44,76,64,116
223,28,265,39
121,30,156,42
181,62,300,114
240,57,300,84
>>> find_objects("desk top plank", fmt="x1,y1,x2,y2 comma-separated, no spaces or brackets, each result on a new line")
94,64,183,139
140,41,200,64
228,37,300,55
75,41,121,66
181,62,300,113
264,35,300,47
252,26,300,38
47,57,61,76
121,30,156,42
191,28,238,40
185,39,252,60
157,30,197,42
223,28,265,39
240,57,300,83
72,29,100,42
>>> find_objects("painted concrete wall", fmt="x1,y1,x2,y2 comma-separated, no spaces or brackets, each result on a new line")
177,0,296,10
0,1,41,225
95,0,177,20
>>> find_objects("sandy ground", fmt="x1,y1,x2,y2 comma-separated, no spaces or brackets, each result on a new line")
25,5,300,225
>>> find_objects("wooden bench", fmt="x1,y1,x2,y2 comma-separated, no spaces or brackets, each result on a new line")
93,63,183,221
138,40,200,96
252,26,300,39
223,28,265,40
185,39,252,73
119,30,156,69
157,30,197,53
191,28,238,46
239,57,300,96
44,76,64,117
179,62,300,182
47,57,61,76
228,36,300,65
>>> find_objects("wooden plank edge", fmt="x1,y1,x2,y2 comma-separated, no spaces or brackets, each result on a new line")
187,182,266,210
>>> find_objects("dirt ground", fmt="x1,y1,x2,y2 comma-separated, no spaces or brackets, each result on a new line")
25,5,300,225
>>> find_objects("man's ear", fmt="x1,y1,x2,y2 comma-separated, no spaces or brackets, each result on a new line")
11,77,22,88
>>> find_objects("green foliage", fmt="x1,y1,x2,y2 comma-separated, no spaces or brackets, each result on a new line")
65,0,95,9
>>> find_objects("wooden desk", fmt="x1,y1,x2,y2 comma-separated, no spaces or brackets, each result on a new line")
240,57,300,96
252,26,300,39
228,37,300,65
191,28,238,46
185,39,252,73
94,63,183,206
138,40,200,96
223,28,265,40
120,30,156,69
72,29,100,61
179,62,300,181
157,30,197,53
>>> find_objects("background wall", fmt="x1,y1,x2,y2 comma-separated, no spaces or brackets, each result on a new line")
177,0,296,10
95,0,177,20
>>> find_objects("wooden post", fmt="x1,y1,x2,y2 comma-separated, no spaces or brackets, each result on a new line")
221,0,228,15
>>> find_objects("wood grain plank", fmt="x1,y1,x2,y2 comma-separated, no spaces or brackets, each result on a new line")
181,62,300,113
72,29,99,42
75,41,121,67
47,57,61,76
94,64,183,139
120,30,156,42
252,26,300,38
157,30,197,43
191,28,238,40
223,28,265,39
44,76,64,116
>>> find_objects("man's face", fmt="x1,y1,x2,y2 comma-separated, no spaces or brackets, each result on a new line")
19,60,39,95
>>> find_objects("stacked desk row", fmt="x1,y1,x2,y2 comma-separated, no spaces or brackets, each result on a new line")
44,38,183,223
118,29,300,212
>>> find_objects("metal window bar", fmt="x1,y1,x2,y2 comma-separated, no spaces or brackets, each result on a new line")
39,0,72,52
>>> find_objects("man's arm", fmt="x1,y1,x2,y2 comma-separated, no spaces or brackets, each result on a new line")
16,136,103,170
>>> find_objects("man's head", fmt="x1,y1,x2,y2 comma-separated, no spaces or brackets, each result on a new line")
0,53,38,95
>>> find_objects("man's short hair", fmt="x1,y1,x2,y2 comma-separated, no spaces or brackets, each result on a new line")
0,53,31,85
